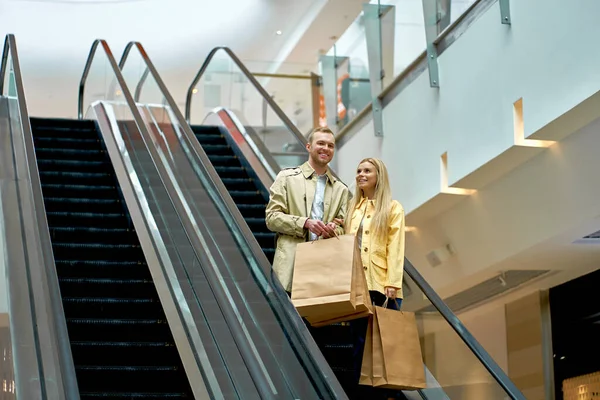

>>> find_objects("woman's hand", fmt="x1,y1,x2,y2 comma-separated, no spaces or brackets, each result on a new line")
385,286,398,299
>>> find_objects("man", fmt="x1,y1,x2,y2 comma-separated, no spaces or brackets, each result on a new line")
265,127,350,293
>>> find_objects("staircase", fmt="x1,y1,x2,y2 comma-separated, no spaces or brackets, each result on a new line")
31,117,194,399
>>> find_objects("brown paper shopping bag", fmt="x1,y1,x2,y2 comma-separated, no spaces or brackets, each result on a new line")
359,316,374,386
371,305,427,390
307,243,372,326
291,235,361,320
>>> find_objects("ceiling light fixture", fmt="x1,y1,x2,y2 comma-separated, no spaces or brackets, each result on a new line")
192,88,198,94
276,30,282,35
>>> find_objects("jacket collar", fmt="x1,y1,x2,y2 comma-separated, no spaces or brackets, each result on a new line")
301,161,335,184
357,196,375,208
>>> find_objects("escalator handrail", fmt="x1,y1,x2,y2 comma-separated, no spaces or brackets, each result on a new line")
184,46,308,146
0,33,80,399
404,259,526,400
77,40,103,119
118,40,347,399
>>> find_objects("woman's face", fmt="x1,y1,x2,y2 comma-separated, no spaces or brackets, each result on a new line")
356,161,377,193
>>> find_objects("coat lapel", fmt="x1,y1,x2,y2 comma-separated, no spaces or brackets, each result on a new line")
323,181,333,222
305,176,316,217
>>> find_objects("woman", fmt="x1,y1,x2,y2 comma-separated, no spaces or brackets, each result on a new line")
341,157,406,399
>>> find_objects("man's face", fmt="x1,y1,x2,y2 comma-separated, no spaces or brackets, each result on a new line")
306,131,335,167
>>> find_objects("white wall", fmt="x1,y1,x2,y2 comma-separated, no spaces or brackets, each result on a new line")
338,0,600,214
336,0,600,298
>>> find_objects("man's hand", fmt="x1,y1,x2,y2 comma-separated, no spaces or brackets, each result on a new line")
333,218,344,226
321,222,338,239
304,219,337,239
304,219,327,237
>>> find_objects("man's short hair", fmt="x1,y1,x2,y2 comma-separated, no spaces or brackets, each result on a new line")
307,126,335,144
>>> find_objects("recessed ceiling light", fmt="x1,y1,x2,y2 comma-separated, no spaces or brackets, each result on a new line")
276,30,282,35
192,88,198,94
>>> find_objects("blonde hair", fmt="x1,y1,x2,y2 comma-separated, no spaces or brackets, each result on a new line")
345,158,392,241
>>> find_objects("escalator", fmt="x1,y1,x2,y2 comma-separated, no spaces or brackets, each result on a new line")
1,34,526,400
31,117,194,398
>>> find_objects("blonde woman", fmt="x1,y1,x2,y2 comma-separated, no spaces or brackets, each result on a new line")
339,158,406,399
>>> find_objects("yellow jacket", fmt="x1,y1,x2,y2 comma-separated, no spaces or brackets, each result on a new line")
348,197,405,297
266,162,350,292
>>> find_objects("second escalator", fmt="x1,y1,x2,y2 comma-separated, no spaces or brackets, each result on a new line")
190,123,381,398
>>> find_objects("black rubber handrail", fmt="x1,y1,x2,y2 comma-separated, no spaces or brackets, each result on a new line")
184,46,308,146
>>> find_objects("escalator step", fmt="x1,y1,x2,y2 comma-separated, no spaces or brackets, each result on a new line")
49,227,138,244
201,144,232,155
80,392,189,399
52,243,143,261
63,298,162,319
194,133,226,146
34,136,101,150
40,171,115,186
58,277,156,298
46,212,131,229
41,184,118,200
37,159,111,173
35,148,107,161
44,197,123,213
75,365,186,392
71,341,178,366
213,166,247,178
207,154,239,166
66,318,171,342
55,260,150,279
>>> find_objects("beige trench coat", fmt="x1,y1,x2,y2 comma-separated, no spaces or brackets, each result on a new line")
265,162,350,292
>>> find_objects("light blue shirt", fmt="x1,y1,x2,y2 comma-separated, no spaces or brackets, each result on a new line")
309,174,327,241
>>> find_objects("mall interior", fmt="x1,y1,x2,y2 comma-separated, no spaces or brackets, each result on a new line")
0,0,599,399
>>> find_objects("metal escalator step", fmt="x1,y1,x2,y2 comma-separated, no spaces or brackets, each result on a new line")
49,227,137,245
37,159,110,173
63,298,161,319
34,136,101,150
80,392,189,399
44,197,123,213
35,147,107,161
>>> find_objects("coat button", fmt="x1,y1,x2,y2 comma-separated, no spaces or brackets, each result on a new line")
363,266,367,270
367,215,371,218
365,230,369,234
364,247,368,252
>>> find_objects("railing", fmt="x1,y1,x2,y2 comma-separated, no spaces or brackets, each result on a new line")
0,34,79,400
184,46,307,146
403,259,526,400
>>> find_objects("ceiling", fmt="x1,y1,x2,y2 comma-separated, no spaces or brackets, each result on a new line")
0,0,358,118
